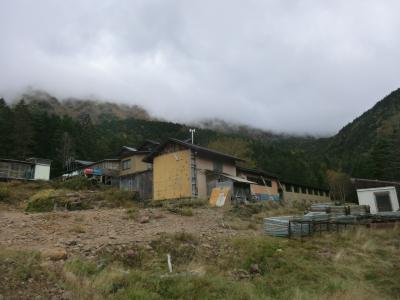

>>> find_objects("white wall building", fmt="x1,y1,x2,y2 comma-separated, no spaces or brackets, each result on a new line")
357,186,399,214
26,158,51,181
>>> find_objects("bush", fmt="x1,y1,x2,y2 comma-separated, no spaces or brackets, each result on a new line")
167,207,194,216
26,189,91,212
150,232,199,265
99,189,135,208
53,177,99,191
0,184,10,202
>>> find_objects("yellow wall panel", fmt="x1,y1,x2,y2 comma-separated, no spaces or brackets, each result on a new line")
120,154,149,176
153,150,192,200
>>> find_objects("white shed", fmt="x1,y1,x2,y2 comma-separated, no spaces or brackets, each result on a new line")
26,158,51,181
357,186,399,214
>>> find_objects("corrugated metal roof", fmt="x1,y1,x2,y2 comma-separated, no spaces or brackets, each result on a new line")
219,173,255,184
144,138,245,163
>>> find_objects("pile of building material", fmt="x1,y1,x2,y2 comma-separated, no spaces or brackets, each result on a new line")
263,216,310,237
264,203,394,238
349,205,370,216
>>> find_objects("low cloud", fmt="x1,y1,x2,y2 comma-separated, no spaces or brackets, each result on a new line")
1,0,400,134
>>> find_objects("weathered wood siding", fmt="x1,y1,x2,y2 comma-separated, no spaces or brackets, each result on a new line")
120,171,153,200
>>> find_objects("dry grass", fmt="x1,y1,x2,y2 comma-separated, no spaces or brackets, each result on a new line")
1,226,399,299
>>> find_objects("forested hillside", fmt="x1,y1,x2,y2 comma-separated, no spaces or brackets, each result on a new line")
1,88,400,186
322,89,400,181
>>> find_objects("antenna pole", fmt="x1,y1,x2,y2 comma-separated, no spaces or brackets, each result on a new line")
189,128,196,144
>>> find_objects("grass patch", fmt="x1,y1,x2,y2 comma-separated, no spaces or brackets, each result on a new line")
98,188,136,208
167,207,194,216
25,189,92,212
0,250,64,299
124,207,139,220
5,226,394,299
148,198,208,209
69,224,86,234
52,177,100,191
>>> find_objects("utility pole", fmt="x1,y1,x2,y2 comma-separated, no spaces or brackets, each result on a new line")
189,128,196,144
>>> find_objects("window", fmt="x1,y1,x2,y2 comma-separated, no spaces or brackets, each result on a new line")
285,184,292,192
307,188,313,195
248,176,264,185
264,179,272,187
293,185,299,193
314,189,318,195
301,187,307,194
375,192,393,212
213,161,223,173
319,190,324,196
122,159,131,170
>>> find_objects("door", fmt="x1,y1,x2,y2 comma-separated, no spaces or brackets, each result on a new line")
374,192,393,212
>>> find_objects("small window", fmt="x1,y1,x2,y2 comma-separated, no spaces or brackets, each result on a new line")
301,187,307,194
264,179,272,187
248,176,264,185
293,185,299,193
122,159,131,170
213,161,223,173
307,188,313,195
285,184,292,192
375,192,393,212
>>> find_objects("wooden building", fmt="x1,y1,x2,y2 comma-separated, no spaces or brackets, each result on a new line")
0,158,51,181
236,167,281,201
118,141,159,200
83,159,120,185
143,138,248,201
280,181,330,202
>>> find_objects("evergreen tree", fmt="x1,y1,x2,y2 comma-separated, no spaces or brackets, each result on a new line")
11,100,34,159
0,98,13,157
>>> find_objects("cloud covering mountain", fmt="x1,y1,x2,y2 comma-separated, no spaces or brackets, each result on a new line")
1,0,400,134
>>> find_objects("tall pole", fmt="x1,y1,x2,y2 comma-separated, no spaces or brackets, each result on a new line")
189,128,196,144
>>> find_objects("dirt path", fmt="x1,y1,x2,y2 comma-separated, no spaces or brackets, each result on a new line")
0,207,255,256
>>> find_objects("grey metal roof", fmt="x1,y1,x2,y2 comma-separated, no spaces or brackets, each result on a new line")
143,138,244,163
73,160,95,166
0,158,34,165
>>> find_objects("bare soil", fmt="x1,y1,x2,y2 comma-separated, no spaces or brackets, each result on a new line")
0,207,257,256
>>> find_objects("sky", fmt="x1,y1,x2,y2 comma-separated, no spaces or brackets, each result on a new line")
1,0,400,135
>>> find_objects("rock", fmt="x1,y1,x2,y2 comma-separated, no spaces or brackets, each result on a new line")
42,248,68,261
202,243,212,249
249,264,260,274
139,216,150,224
66,239,78,246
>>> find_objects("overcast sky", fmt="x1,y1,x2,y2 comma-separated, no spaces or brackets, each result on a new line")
1,1,400,135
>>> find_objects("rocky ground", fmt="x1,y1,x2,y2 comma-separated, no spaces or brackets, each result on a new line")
0,207,256,260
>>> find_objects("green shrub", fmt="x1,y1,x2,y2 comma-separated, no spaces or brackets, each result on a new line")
99,189,135,208
65,257,104,277
0,184,10,202
53,177,99,191
167,207,194,216
26,189,58,212
150,232,199,266
26,189,91,212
